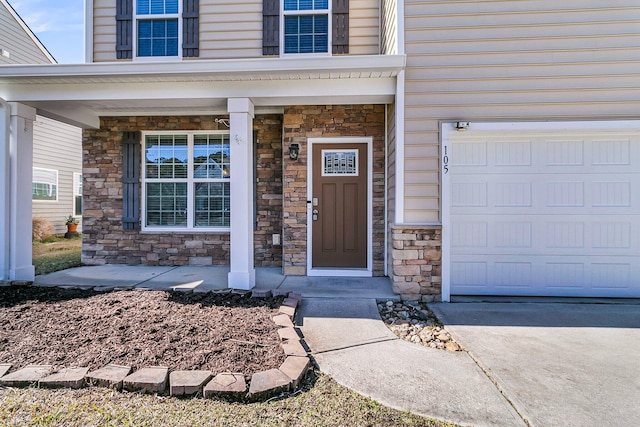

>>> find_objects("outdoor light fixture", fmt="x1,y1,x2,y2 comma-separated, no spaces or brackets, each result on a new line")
0,49,9,59
455,121,470,131
289,143,300,160
215,118,230,127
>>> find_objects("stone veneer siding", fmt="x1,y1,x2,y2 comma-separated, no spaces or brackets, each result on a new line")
282,105,386,276
81,115,282,266
391,225,442,302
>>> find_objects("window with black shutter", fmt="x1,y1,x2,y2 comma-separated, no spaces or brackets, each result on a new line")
264,0,348,55
122,131,141,230
116,0,199,59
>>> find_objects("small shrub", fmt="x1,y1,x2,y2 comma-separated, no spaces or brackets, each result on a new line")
32,217,54,242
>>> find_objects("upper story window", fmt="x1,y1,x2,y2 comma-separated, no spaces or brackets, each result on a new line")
136,0,179,57
283,0,329,54
263,0,348,56
116,0,199,60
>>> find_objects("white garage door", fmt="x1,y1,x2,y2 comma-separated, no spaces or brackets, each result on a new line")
450,130,640,297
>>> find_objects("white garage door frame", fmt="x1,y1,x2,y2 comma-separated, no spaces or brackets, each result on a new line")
441,120,640,302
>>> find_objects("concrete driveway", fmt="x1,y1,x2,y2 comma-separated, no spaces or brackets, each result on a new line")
430,302,640,427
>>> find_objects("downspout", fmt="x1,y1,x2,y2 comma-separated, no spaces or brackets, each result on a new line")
0,98,10,281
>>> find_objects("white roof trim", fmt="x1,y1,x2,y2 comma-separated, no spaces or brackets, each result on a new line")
0,0,56,64
0,55,406,83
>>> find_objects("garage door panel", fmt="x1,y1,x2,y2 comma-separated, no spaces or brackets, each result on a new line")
452,256,640,297
450,130,640,297
450,176,638,214
453,215,638,255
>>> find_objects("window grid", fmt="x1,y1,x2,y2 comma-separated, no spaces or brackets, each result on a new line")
135,0,180,58
322,150,359,176
143,132,231,230
282,0,329,54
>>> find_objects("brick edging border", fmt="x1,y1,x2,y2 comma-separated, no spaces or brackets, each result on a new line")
0,288,311,402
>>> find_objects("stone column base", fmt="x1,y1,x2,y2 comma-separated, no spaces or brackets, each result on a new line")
391,225,442,302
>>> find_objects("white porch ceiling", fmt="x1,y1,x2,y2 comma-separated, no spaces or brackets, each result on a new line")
0,55,405,128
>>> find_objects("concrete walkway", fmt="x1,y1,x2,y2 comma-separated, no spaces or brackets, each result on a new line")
297,298,525,427
32,265,397,299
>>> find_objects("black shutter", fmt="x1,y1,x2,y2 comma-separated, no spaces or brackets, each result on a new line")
116,0,133,59
263,0,279,55
122,131,141,230
183,0,199,57
332,0,349,54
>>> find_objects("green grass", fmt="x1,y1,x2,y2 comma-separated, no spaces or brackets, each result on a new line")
0,373,453,427
32,236,82,275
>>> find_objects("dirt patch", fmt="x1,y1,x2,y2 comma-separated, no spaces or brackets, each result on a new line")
0,287,285,380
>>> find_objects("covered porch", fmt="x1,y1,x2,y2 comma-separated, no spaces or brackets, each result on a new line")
0,55,404,289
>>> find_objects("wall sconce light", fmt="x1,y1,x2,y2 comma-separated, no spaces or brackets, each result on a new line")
289,143,300,160
455,121,470,131
215,118,230,128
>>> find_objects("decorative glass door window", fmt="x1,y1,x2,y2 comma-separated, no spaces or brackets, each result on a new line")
136,0,179,57
283,0,329,54
322,149,359,176
143,132,230,230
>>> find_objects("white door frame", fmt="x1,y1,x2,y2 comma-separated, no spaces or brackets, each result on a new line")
307,137,373,277
441,119,640,302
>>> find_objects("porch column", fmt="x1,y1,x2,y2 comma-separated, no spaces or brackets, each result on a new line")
9,103,36,281
0,99,10,280
227,98,255,290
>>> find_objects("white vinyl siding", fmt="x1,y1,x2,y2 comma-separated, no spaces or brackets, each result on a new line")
403,0,640,223
349,0,379,55
385,102,396,274
198,0,263,59
0,1,53,64
32,116,83,234
92,0,380,61
380,0,397,54
93,0,117,62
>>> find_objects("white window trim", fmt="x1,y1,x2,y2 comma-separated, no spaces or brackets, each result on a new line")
280,1,332,57
133,0,182,62
73,172,83,217
32,167,58,202
141,130,231,233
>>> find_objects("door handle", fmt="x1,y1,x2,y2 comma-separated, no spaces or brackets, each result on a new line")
312,209,319,221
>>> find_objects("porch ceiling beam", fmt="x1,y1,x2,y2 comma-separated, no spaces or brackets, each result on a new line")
36,105,100,129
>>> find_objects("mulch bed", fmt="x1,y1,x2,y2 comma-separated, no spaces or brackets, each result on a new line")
0,286,286,380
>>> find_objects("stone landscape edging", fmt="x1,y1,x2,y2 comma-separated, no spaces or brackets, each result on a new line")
0,287,311,402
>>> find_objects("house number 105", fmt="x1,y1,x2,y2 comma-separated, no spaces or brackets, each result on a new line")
443,146,449,174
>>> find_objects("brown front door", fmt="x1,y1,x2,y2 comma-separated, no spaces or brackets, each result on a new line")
312,143,368,268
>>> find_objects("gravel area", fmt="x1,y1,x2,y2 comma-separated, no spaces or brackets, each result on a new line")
378,300,463,352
